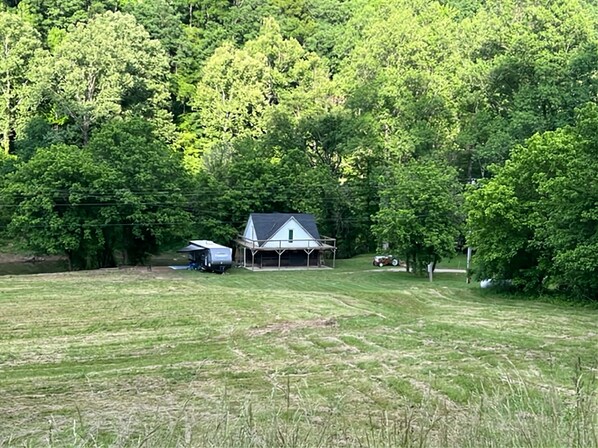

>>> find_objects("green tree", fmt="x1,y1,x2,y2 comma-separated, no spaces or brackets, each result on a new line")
338,0,465,162
189,41,269,148
537,110,598,299
86,118,193,265
466,104,598,299
456,0,598,177
188,121,370,256
0,151,18,234
190,137,309,244
264,107,383,255
3,118,192,269
372,160,463,273
0,12,43,155
172,0,351,104
257,0,352,72
173,0,276,102
185,17,331,159
2,144,107,269
29,11,172,145
15,0,118,40
123,0,183,59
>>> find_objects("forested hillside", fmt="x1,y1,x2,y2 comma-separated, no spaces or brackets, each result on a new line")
0,0,596,298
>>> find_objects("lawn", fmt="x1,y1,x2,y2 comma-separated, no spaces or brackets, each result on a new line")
0,256,596,447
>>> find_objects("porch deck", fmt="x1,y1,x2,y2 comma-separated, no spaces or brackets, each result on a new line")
235,236,337,270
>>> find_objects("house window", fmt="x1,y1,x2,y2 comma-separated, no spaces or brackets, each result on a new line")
288,229,294,242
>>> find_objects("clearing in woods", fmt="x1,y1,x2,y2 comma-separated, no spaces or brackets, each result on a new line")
0,255,596,447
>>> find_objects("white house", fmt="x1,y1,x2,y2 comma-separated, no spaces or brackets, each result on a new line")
237,213,336,269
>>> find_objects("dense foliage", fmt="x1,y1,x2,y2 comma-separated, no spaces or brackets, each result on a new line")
373,160,463,274
467,104,598,299
0,0,596,298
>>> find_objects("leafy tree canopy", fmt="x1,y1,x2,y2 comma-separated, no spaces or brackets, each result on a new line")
0,12,43,155
3,118,192,269
372,159,464,274
27,11,172,145
466,104,598,299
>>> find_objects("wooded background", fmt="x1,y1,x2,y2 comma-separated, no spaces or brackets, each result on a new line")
0,0,596,298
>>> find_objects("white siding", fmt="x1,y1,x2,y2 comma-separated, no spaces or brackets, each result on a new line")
262,217,320,249
243,217,257,241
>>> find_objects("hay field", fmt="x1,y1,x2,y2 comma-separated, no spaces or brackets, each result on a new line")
1,257,596,447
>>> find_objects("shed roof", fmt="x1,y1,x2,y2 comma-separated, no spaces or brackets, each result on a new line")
250,213,321,241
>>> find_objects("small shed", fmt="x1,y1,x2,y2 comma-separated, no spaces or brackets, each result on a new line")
236,213,336,270
177,240,232,273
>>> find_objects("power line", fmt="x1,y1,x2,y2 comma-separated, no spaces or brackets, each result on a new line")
0,181,388,198
0,210,454,230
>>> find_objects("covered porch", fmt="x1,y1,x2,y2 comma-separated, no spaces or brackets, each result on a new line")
235,237,336,270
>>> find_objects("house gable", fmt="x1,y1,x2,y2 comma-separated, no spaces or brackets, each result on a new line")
248,213,320,243
263,216,321,248
243,216,257,241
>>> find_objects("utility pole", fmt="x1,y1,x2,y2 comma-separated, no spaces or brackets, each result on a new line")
466,246,472,284
465,179,477,285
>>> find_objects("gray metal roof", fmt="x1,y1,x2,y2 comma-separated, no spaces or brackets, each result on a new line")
250,213,321,242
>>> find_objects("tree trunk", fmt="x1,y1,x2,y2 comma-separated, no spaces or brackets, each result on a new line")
3,67,11,155
100,242,116,268
2,126,9,155
67,253,73,271
82,115,90,145
467,149,473,181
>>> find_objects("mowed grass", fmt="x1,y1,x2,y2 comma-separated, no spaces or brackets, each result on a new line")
0,256,597,447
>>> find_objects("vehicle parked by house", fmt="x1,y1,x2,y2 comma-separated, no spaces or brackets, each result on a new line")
373,255,399,267
177,240,232,273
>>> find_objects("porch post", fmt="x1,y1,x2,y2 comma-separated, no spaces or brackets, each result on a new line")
304,248,315,270
273,249,286,270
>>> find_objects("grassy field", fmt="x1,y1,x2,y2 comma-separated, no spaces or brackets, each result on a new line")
0,256,597,447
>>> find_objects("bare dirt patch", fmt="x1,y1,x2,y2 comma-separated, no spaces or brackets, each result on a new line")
248,318,338,336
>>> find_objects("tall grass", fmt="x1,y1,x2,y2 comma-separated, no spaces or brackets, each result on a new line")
4,363,595,448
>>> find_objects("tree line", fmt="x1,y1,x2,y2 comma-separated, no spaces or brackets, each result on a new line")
0,0,596,299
